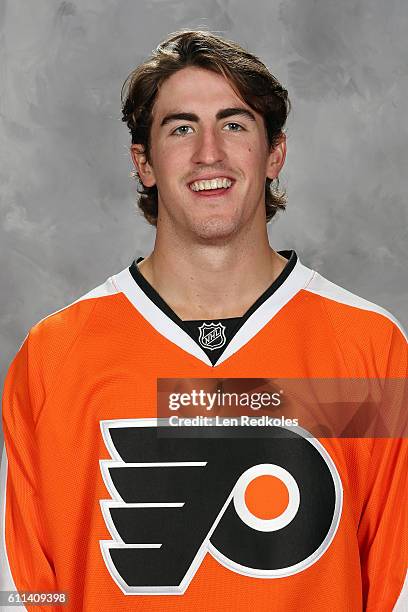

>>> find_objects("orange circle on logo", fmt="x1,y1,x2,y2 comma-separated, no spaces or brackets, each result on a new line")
244,475,289,520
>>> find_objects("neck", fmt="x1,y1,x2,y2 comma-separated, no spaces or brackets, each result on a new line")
137,226,288,321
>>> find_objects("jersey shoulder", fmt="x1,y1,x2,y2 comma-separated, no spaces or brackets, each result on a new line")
19,275,123,403
3,274,124,423
29,273,120,345
301,269,407,375
304,270,405,335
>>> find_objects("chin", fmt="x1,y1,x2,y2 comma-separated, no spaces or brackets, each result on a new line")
189,217,241,243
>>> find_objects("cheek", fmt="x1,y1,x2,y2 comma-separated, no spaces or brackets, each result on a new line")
239,144,268,175
157,147,189,175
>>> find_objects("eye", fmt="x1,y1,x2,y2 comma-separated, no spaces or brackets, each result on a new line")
172,125,194,136
224,122,244,132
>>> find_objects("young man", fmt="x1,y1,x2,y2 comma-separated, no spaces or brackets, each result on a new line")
1,30,407,611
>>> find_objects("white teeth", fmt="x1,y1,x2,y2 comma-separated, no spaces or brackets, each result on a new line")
190,177,233,191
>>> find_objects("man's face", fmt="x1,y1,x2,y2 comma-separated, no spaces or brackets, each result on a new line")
132,66,285,242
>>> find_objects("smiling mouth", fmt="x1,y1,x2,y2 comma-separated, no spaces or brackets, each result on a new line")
188,177,234,196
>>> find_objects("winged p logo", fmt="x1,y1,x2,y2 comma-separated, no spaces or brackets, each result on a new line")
99,418,342,595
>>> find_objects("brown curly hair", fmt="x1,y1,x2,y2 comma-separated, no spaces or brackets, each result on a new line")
121,29,291,226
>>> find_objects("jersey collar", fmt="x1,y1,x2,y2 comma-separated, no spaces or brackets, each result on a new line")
111,253,315,368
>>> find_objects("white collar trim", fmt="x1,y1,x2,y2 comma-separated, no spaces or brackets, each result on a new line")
112,257,315,368
112,268,212,366
216,259,315,365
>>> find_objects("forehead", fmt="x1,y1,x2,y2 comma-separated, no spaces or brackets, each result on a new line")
152,66,253,120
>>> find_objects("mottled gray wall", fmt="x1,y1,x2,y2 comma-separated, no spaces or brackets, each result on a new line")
1,1,407,450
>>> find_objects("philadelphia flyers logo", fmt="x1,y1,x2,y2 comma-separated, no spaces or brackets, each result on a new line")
99,418,342,595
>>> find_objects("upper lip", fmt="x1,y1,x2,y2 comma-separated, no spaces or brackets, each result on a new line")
187,174,235,186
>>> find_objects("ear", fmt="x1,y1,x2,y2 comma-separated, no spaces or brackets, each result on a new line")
266,133,287,180
130,144,156,187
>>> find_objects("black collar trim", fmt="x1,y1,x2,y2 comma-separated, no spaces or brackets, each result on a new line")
128,251,297,365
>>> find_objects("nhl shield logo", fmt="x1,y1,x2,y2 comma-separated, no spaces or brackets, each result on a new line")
198,322,226,350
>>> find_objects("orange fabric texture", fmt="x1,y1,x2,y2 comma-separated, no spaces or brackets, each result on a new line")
2,284,407,612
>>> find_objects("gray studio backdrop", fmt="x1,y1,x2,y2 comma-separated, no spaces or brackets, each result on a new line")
1,0,407,452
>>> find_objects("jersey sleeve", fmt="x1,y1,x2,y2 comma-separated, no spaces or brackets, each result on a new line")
358,323,408,611
1,333,58,600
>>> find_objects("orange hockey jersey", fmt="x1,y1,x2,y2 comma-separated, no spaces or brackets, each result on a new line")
1,252,407,611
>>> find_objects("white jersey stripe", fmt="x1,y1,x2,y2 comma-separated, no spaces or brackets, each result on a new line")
305,272,407,341
112,268,213,366
216,259,315,365
0,446,27,609
393,569,408,611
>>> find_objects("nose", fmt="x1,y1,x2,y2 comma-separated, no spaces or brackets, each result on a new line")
191,127,225,165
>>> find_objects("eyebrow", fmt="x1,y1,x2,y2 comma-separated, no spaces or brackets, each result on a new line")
160,107,257,127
